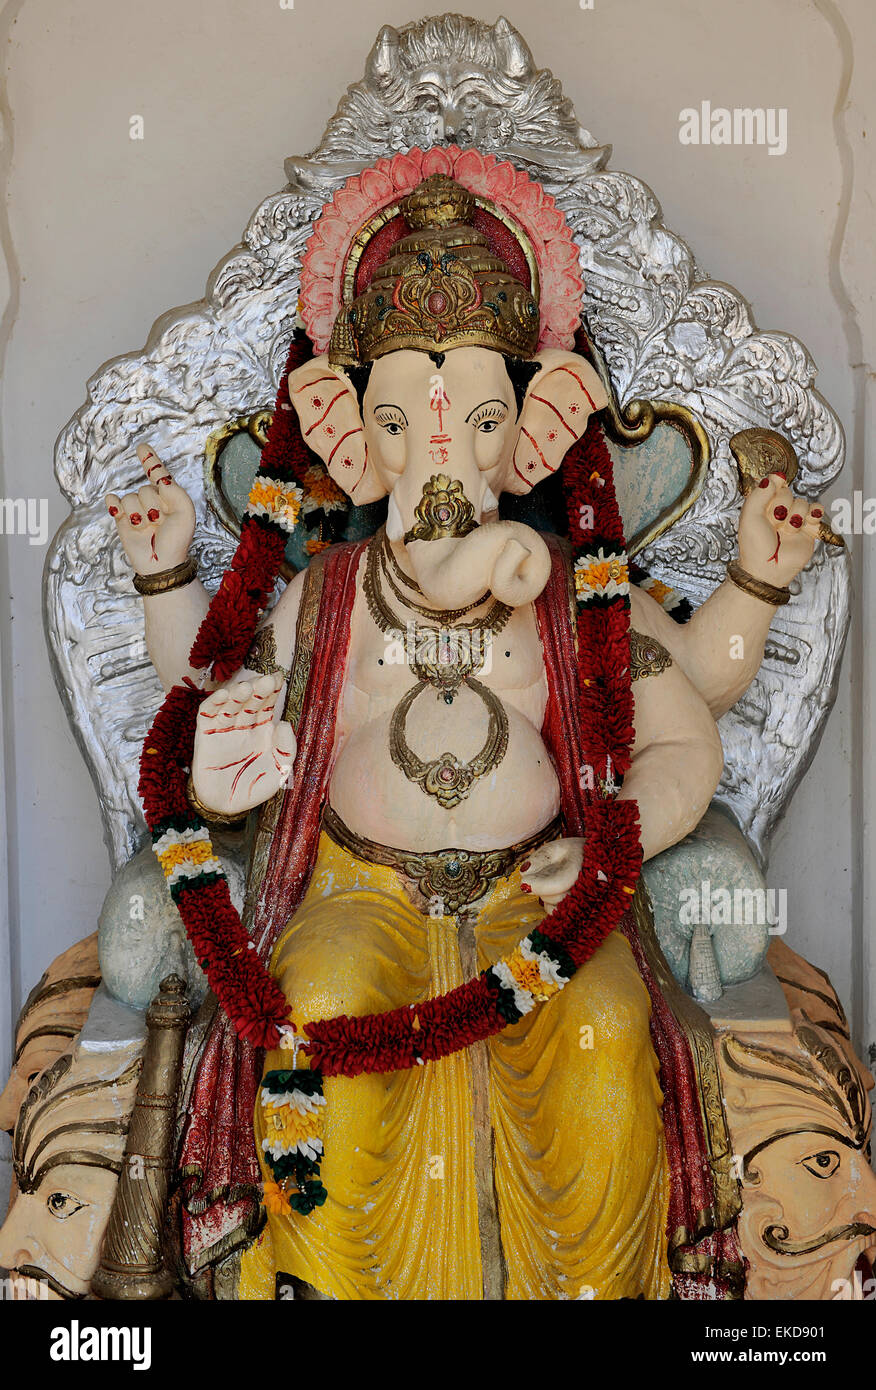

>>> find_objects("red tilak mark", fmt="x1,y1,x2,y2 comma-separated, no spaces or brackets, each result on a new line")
204,716,275,735
304,390,345,436
429,434,452,444
519,427,554,473
327,427,362,466
530,394,577,439
431,390,451,433
231,753,261,797
556,366,597,411
293,374,335,394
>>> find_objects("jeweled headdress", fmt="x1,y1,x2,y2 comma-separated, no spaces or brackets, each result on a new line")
299,144,585,361
327,174,540,365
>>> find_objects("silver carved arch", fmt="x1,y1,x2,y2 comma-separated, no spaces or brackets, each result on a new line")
46,13,850,873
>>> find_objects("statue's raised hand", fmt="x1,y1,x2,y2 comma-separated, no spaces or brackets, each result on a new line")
192,674,297,816
105,444,196,575
737,471,822,587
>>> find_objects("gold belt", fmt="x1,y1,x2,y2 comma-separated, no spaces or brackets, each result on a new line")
322,803,563,915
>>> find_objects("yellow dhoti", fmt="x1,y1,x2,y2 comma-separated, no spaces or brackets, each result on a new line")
241,828,671,1300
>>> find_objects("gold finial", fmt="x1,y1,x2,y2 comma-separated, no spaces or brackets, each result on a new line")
401,174,476,231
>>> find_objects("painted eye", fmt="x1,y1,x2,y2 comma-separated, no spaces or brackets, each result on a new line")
46,1191,86,1220
374,407,408,436
476,420,500,434
801,1150,840,1179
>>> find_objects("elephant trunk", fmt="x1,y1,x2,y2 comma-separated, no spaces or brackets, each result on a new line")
405,521,552,611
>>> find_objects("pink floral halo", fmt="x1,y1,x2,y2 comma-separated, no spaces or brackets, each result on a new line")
299,145,584,354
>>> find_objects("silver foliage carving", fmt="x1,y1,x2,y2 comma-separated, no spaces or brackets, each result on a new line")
46,13,849,871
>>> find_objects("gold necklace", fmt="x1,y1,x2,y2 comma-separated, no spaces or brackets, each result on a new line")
363,532,511,808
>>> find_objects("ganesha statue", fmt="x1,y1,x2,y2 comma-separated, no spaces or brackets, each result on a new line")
2,15,869,1302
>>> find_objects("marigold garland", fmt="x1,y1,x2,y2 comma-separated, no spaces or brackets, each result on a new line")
140,325,646,1216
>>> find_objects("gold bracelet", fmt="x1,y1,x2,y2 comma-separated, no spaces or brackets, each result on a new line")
726,559,790,607
185,773,248,828
133,556,198,596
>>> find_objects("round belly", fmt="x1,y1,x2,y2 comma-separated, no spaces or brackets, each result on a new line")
329,684,561,852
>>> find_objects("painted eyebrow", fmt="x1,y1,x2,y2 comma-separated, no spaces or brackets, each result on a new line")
372,404,409,423
465,398,510,423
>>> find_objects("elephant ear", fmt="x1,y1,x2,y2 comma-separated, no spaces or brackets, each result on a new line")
508,349,608,494
287,354,385,503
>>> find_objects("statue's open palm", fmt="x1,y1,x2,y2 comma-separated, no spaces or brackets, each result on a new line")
105,444,196,575
192,674,297,816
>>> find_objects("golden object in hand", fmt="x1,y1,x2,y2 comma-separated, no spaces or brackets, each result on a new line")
729,428,844,548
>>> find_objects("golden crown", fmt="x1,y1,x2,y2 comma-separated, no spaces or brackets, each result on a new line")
328,175,541,366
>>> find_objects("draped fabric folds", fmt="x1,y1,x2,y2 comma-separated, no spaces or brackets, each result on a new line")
178,536,740,1293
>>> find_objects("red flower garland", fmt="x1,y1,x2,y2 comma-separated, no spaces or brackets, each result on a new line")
139,328,642,1065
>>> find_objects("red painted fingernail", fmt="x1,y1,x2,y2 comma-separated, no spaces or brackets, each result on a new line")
520,860,531,872
521,883,531,894
812,508,823,518
758,478,770,489
129,512,142,525
107,505,118,516
774,471,787,481
147,508,160,521
159,477,172,485
773,505,787,521
790,515,803,529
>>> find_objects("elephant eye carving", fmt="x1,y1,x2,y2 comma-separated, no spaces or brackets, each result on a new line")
466,399,509,432
800,1150,840,1179
46,1191,87,1220
374,405,408,436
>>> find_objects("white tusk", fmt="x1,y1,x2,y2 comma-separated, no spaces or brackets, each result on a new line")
386,492,405,542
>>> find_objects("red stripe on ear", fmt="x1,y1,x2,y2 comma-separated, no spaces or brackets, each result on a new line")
529,394,578,439
557,365,598,412
519,426,555,473
327,427,363,465
303,389,347,436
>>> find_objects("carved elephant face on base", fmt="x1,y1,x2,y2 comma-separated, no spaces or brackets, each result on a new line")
719,1018,876,1301
0,1042,141,1299
289,345,606,609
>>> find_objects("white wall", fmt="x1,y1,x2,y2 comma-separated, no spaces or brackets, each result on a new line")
0,0,873,1179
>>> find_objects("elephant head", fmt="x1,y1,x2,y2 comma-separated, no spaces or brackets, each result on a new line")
289,343,606,610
